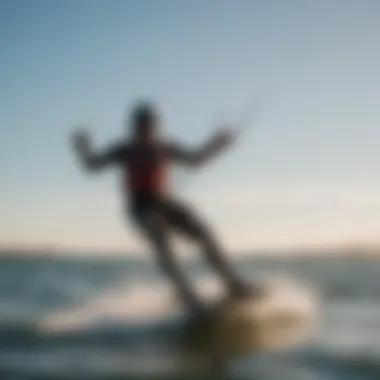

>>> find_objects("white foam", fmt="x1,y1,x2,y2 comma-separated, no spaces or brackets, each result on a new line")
40,280,175,333
40,273,318,334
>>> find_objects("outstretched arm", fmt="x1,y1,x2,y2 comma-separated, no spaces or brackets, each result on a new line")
70,128,126,172
168,129,237,167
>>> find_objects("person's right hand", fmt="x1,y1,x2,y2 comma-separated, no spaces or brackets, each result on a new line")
213,127,238,149
71,127,92,155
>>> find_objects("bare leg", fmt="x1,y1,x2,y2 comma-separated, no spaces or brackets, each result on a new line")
138,213,204,312
194,225,251,297
160,198,252,297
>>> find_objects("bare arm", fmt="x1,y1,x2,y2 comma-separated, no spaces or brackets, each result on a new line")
168,129,237,167
71,129,126,172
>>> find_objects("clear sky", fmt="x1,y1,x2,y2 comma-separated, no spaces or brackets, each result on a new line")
1,0,379,253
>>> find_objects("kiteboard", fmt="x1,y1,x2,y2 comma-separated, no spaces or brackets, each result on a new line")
177,277,317,365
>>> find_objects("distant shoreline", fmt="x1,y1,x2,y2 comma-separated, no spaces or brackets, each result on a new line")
0,244,379,260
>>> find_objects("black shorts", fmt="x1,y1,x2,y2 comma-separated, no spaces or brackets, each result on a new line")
129,194,205,238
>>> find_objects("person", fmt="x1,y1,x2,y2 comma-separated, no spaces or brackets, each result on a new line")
71,101,251,315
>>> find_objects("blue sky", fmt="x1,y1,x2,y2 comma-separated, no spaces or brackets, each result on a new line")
1,0,379,253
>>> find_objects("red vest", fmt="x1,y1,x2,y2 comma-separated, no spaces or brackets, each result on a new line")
124,145,168,193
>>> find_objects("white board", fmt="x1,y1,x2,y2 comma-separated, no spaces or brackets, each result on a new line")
178,277,318,364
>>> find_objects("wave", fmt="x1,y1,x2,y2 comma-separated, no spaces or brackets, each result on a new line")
1,339,380,380
39,280,177,334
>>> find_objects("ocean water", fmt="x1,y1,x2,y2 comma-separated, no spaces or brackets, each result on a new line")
0,254,379,380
